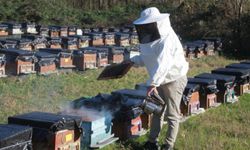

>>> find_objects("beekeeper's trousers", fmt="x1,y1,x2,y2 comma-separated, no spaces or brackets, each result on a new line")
149,76,187,147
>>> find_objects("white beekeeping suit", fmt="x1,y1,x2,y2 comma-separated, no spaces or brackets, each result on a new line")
131,7,189,87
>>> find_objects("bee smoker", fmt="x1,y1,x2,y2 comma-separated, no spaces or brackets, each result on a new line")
141,93,165,115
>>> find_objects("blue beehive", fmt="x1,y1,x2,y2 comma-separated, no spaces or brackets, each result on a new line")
68,94,119,149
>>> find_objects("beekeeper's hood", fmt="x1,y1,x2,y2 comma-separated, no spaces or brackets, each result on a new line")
133,7,172,44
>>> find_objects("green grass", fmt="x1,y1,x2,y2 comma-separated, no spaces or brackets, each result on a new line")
1,55,250,150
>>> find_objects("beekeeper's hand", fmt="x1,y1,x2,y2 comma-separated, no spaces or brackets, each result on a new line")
147,85,158,96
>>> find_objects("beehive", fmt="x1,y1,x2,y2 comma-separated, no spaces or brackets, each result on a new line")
195,73,237,103
8,112,82,150
188,78,220,109
211,68,250,96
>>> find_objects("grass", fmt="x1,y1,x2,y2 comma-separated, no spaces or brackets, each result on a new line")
1,55,250,150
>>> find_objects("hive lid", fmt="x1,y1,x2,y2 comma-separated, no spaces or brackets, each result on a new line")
211,68,249,78
8,111,81,132
195,73,235,83
0,124,32,148
188,77,216,86
226,63,250,69
97,61,133,80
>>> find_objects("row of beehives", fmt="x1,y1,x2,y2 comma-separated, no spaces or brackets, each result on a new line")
0,22,139,49
1,62,250,150
0,89,151,149
0,46,139,77
182,37,222,59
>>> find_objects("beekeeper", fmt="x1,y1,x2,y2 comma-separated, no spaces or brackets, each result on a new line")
130,7,189,150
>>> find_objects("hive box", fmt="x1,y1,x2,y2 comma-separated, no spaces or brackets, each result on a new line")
226,63,250,92
0,48,36,75
130,32,139,45
211,68,250,96
183,44,195,59
181,83,202,116
115,32,130,47
103,32,115,46
64,109,118,149
0,24,9,36
39,48,75,69
93,47,109,67
47,37,62,49
111,89,149,133
8,112,82,150
35,51,57,75
107,46,124,64
0,39,17,49
17,39,33,51
0,124,32,150
69,35,90,48
188,78,220,109
112,116,145,140
59,26,68,37
62,37,78,50
88,32,104,46
73,49,97,71
68,26,77,36
49,26,60,38
195,73,237,103
0,54,6,77
37,25,49,37
22,23,37,34
2,22,23,35
5,39,33,51
22,35,47,50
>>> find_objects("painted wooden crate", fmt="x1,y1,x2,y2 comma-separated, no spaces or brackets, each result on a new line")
0,124,32,150
8,111,82,150
181,83,201,116
211,68,250,96
188,78,220,109
195,73,237,103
